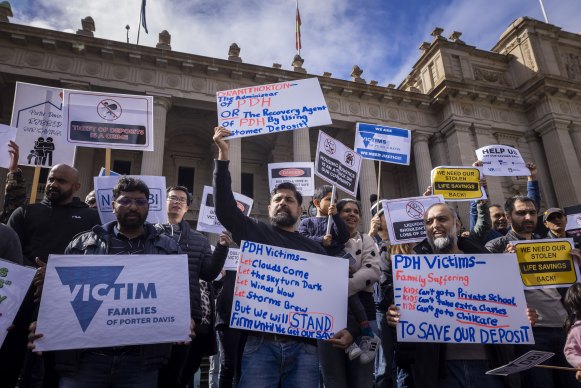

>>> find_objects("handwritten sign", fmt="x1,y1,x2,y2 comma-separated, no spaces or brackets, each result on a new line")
94,175,168,225
217,78,332,139
393,253,533,344
354,123,411,165
35,254,190,351
230,241,348,339
197,186,253,235
268,162,315,197
431,166,487,201
511,239,579,289
0,260,36,347
487,351,554,376
64,90,154,150
315,131,362,196
475,145,528,176
381,195,444,244
11,82,76,168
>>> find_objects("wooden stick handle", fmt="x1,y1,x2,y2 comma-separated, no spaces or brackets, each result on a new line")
105,148,111,176
534,364,581,372
29,166,41,204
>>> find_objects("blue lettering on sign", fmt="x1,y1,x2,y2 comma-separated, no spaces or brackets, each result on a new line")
56,266,157,332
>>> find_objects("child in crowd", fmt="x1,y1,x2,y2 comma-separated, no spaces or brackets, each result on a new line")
299,185,378,363
564,283,581,381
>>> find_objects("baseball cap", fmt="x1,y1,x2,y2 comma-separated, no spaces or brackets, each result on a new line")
543,208,565,222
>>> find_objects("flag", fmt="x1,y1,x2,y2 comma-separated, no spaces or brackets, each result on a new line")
295,1,301,53
140,0,148,34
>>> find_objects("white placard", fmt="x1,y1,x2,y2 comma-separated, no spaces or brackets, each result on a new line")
354,123,411,165
0,125,18,169
268,162,315,197
197,186,253,235
0,260,36,347
382,195,444,244
94,175,168,225
230,241,348,339
217,78,332,139
10,82,76,168
486,351,554,376
565,205,581,238
35,254,190,351
315,131,362,197
64,90,154,151
393,253,533,344
475,145,529,176
223,248,240,271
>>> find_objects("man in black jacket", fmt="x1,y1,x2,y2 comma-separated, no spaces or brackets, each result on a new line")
157,186,229,387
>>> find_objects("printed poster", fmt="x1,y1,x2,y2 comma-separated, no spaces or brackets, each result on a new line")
431,166,487,201
315,131,362,197
217,78,332,139
10,82,76,167
354,123,411,165
197,186,253,235
565,205,581,239
0,125,17,169
475,145,529,177
268,162,315,197
35,254,190,351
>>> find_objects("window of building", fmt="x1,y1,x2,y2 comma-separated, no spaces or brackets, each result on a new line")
178,167,195,194
113,160,132,175
241,173,254,198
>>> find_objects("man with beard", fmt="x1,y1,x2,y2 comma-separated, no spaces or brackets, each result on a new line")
29,176,183,386
486,197,579,387
388,203,519,388
212,126,357,388
4,164,100,388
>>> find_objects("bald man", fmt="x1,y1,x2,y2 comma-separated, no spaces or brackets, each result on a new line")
4,164,101,388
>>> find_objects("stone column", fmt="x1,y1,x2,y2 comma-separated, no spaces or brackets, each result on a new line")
140,96,172,176
358,159,377,233
524,130,558,208
429,133,449,168
293,128,311,162
412,132,433,195
537,120,581,207
472,124,506,206
570,123,581,166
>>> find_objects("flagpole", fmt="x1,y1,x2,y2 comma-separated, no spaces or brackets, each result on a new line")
296,0,301,56
137,8,142,44
538,0,549,23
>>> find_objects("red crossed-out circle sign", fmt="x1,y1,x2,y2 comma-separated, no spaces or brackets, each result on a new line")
406,201,424,219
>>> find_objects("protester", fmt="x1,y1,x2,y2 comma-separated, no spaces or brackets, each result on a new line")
28,177,184,387
84,190,97,208
564,283,581,381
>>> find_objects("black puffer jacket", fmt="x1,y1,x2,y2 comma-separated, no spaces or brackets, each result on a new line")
156,220,228,323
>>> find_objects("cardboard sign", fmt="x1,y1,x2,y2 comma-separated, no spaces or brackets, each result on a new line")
565,205,581,238
94,175,168,225
0,125,17,169
381,195,445,244
217,78,332,139
230,241,348,339
64,90,154,150
223,248,240,271
35,254,190,351
10,82,76,168
486,351,554,376
197,186,253,235
512,239,579,289
0,260,36,347
315,131,362,196
98,167,121,176
393,253,533,344
268,162,315,197
431,166,487,201
475,145,529,176
354,123,411,165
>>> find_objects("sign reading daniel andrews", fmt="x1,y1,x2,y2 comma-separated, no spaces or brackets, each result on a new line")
35,255,190,351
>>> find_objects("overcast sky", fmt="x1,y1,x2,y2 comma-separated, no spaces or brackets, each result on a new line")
12,0,581,86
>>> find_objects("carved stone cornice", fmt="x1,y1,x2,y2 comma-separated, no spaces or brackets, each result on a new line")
147,94,172,111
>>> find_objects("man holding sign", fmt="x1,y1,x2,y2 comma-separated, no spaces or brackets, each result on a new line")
213,126,356,388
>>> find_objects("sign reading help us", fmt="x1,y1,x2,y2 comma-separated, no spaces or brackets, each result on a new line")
431,166,487,201
35,255,190,351
381,195,444,244
64,90,154,150
94,175,168,225
0,260,36,347
511,239,579,289
197,186,254,235
354,123,411,165
230,241,348,339
11,82,76,168
475,145,529,176
268,162,315,197
393,253,533,344
217,78,332,139
315,131,362,196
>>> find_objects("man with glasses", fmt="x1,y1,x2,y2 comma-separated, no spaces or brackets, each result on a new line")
486,197,579,387
157,186,229,387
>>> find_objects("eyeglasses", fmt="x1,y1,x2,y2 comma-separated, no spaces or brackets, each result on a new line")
116,197,149,207
167,196,188,204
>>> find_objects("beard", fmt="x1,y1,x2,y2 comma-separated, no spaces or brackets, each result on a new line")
512,220,536,234
46,187,74,204
270,209,298,228
427,234,457,253
117,211,147,230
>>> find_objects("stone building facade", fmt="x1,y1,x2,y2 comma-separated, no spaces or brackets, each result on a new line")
1,5,580,229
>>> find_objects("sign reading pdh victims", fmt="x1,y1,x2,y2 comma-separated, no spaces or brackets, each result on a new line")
354,123,411,165
64,90,154,150
475,145,529,177
35,255,190,351
315,131,362,197
268,162,315,197
382,195,445,244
